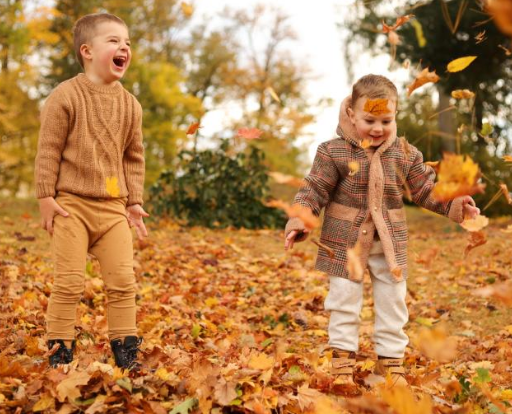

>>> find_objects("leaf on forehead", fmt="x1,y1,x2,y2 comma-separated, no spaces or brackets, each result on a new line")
451,89,475,99
363,98,391,115
432,153,485,202
447,56,477,73
464,230,487,258
407,67,440,96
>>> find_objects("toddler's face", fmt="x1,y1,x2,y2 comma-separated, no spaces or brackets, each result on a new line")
348,97,397,147
83,21,131,84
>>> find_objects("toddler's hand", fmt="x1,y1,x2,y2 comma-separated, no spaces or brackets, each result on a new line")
126,204,150,240
39,197,69,235
284,229,309,250
462,196,480,220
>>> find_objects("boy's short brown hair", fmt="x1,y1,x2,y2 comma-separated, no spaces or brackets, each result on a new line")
73,13,127,68
350,74,398,108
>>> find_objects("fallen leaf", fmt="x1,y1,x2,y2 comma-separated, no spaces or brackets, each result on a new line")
214,378,238,406
500,183,512,204
411,20,426,47
56,371,91,403
169,398,198,414
503,155,512,162
474,280,512,306
407,67,440,96
412,325,459,363
464,230,487,258
381,386,433,414
311,238,335,259
266,86,281,103
248,352,274,370
382,14,415,32
475,30,487,44
237,128,262,139
447,56,477,72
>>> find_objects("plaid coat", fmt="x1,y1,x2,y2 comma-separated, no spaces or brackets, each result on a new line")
285,97,465,282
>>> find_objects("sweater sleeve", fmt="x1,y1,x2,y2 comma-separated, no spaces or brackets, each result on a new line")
406,147,464,223
34,88,70,199
123,100,145,206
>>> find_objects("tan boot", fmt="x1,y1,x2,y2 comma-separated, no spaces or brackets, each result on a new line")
374,358,408,386
331,350,357,387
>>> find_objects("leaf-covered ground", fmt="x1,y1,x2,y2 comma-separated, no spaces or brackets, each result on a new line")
1,198,512,413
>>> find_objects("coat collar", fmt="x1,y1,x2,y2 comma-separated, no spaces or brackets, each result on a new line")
336,96,397,154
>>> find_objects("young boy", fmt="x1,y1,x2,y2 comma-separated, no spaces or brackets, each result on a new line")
284,74,479,387
35,13,148,369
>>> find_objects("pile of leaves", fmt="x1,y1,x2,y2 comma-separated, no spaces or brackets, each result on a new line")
1,200,512,413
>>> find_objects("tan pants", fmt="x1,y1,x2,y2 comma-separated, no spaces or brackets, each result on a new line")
47,192,136,341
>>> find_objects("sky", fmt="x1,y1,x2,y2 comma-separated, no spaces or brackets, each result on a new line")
194,0,408,162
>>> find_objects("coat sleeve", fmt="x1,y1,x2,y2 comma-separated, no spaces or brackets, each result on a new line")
406,147,464,223
285,142,340,238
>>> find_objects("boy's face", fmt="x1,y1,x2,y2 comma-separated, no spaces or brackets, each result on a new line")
347,97,397,147
80,21,131,84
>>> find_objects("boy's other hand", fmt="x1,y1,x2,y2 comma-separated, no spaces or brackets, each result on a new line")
285,229,309,250
126,204,149,240
462,196,480,220
39,197,69,235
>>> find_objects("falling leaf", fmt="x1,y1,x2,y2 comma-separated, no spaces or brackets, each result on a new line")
382,14,415,32
475,30,487,44
407,67,440,96
266,86,281,103
348,161,360,176
268,172,304,188
311,238,335,259
363,98,391,115
500,183,512,204
411,20,427,47
486,0,512,36
248,352,274,370
237,128,262,139
347,242,364,282
186,122,201,135
432,153,484,202
387,30,401,46
447,56,477,73
503,155,512,162
451,89,475,99
474,280,512,306
464,230,487,258
460,214,489,231
56,371,91,402
361,138,371,149
412,325,459,363
424,160,440,173
105,176,120,197
498,44,512,55
266,200,320,230
480,122,494,136
180,2,194,18
381,386,433,414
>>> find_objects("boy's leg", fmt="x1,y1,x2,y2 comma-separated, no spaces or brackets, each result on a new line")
47,195,89,341
89,203,136,341
324,276,364,352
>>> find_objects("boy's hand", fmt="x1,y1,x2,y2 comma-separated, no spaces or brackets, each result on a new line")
285,229,309,250
126,204,149,240
462,196,480,220
39,197,69,235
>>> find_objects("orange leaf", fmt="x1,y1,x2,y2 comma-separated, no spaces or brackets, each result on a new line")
311,238,335,259
464,230,487,258
407,67,440,96
266,200,320,230
248,352,274,370
56,371,91,402
360,138,371,149
268,172,304,188
237,128,262,139
412,325,459,363
451,89,475,99
348,161,360,176
363,98,391,115
381,386,433,414
186,122,201,135
486,0,512,37
381,14,415,32
474,280,512,306
432,153,485,202
388,30,401,46
503,155,512,162
181,2,194,17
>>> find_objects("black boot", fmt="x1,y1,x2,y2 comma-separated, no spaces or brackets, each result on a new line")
110,336,142,370
48,339,75,367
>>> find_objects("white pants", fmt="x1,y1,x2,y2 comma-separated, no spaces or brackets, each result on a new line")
324,241,409,358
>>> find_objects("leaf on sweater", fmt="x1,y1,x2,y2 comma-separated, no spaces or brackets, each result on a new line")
105,176,120,197
237,127,262,139
474,280,512,306
347,242,364,282
407,67,440,96
460,214,489,231
363,99,391,115
348,161,360,176
311,238,335,259
451,89,475,99
447,56,477,73
432,153,485,202
464,230,487,258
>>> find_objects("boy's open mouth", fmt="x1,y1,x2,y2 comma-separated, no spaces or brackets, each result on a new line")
113,56,127,69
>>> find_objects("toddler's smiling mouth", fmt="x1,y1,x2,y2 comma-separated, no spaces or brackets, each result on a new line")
113,56,127,68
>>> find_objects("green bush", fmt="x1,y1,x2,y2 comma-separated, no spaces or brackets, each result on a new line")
148,141,286,229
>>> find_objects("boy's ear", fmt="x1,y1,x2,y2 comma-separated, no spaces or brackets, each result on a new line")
80,44,92,62
347,107,356,125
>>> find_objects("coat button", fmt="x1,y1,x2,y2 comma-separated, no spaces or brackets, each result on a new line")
362,230,368,235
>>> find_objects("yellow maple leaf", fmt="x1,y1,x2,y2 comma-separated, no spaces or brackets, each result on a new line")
363,98,391,115
56,371,91,402
432,153,484,202
248,352,274,370
105,176,120,197
447,56,477,72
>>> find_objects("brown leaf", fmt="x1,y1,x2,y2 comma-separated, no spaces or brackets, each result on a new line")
464,230,487,258
382,14,415,32
214,378,238,406
266,200,320,230
56,371,91,403
407,67,440,96
474,280,512,306
311,238,335,259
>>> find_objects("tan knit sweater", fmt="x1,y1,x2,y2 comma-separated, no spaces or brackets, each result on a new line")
35,73,145,206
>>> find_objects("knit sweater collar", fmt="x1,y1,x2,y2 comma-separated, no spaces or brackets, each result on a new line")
76,73,123,95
